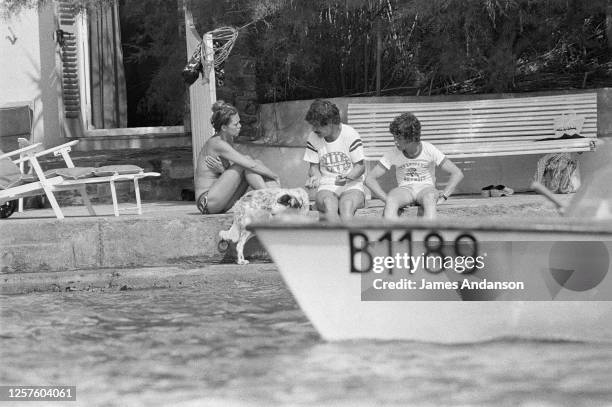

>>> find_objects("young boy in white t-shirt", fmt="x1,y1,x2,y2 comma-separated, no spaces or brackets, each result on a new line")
303,99,366,221
365,112,464,220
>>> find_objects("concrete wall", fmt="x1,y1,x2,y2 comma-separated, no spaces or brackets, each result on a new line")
240,89,612,195
0,5,62,147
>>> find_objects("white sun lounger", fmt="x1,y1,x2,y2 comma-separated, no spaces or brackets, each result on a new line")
1,140,160,219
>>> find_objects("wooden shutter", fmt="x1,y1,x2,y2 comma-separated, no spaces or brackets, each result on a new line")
56,0,80,120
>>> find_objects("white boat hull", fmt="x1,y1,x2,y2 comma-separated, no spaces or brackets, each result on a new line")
252,219,612,343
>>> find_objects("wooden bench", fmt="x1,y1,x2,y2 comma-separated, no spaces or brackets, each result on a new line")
347,92,598,161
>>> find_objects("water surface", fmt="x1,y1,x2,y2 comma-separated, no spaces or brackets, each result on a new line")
2,267,612,406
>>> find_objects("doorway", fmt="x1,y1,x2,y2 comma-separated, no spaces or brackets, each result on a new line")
118,0,186,127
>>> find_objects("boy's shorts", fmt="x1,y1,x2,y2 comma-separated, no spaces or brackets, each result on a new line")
318,180,365,197
399,183,437,203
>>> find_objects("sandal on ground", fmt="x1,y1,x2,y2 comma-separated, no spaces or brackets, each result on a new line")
481,185,494,197
490,185,514,197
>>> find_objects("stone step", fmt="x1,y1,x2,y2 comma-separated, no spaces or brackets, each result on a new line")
1,202,320,273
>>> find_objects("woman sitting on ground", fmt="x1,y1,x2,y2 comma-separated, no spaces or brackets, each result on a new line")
195,101,280,214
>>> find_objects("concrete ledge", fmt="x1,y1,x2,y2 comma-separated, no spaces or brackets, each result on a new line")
362,193,570,218
1,203,241,273
0,194,568,275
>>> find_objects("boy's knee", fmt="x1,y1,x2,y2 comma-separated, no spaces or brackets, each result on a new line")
421,191,437,204
339,202,355,216
317,197,338,213
322,196,337,207
385,195,399,206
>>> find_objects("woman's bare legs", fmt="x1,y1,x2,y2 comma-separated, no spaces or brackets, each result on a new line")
245,159,280,189
203,159,279,214
205,165,248,214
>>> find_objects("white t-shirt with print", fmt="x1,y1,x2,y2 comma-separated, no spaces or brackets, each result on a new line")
379,141,445,187
303,123,365,186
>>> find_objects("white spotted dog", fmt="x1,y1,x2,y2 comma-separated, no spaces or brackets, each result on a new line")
219,188,310,265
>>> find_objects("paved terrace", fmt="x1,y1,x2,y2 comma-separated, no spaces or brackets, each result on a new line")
1,193,570,294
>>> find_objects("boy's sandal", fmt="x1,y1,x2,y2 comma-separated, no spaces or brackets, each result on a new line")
490,185,514,197
481,185,494,197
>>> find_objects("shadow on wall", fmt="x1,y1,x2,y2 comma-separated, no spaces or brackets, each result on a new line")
0,65,46,151
256,98,350,146
235,143,308,189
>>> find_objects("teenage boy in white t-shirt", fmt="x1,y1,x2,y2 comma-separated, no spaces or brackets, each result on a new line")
303,99,365,221
365,112,464,220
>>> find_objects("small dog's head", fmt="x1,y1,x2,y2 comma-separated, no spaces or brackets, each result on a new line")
275,188,310,214
277,194,302,209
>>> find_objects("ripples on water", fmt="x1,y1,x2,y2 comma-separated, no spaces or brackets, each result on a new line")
2,267,612,407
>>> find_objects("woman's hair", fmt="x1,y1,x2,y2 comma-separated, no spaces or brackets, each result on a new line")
305,99,341,127
210,100,239,132
389,112,421,142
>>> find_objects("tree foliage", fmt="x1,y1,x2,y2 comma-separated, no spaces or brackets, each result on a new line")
4,0,611,112
234,0,611,102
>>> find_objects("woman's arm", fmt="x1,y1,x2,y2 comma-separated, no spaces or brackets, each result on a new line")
205,155,225,174
215,140,279,181
365,163,389,201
